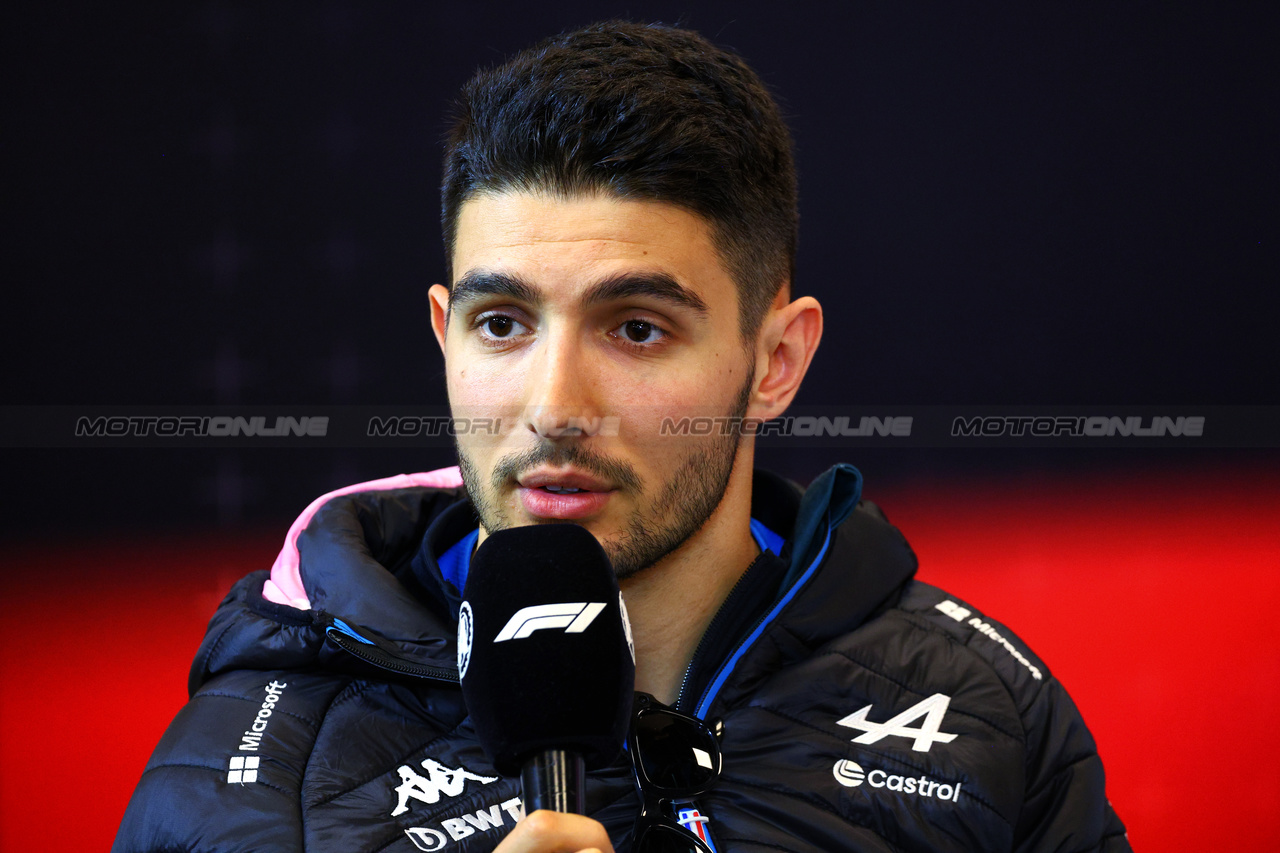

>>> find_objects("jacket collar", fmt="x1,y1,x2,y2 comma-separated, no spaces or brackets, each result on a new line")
280,465,912,688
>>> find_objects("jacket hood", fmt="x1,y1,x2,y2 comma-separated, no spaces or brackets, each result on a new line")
190,477,471,694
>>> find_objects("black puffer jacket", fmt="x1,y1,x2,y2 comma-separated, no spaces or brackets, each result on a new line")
114,465,1130,852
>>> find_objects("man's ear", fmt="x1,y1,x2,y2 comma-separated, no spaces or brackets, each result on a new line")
749,294,823,421
429,284,451,352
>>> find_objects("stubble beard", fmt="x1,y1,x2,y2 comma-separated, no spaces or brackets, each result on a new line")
455,371,754,580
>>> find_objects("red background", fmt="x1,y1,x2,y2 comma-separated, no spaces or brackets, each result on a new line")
3,461,1277,850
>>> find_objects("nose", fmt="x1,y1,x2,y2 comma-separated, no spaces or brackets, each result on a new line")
524,328,605,440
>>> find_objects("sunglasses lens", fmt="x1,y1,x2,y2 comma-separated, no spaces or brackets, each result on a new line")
636,822,710,853
634,709,720,792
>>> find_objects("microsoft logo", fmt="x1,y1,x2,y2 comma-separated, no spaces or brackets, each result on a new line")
227,755,261,784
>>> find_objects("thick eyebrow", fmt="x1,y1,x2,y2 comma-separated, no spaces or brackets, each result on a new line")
449,269,709,318
582,272,709,317
449,270,542,310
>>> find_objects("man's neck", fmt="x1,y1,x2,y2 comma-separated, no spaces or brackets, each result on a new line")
619,468,760,705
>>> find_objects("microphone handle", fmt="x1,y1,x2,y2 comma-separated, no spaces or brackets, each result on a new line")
520,749,586,814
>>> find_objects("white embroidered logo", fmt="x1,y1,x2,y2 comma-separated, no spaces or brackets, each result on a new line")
836,693,959,752
404,827,448,851
391,759,500,816
831,758,964,802
227,755,260,784
405,797,527,850
833,760,866,787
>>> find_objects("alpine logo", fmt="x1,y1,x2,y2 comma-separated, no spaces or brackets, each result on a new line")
836,693,958,752
832,759,963,802
494,602,605,642
391,759,500,817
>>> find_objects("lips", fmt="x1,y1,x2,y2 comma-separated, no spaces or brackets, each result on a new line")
517,469,614,520
519,470,611,492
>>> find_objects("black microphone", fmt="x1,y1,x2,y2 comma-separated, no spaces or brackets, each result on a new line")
457,524,636,814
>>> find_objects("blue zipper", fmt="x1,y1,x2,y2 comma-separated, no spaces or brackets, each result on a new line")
694,516,834,720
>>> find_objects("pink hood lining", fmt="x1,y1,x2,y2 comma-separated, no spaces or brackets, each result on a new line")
262,467,465,610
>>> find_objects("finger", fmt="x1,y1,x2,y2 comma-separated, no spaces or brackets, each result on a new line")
492,809,615,853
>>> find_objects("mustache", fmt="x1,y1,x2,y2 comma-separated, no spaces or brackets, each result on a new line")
492,442,643,493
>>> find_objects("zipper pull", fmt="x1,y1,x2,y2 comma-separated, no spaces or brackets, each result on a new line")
319,612,460,683
326,616,376,645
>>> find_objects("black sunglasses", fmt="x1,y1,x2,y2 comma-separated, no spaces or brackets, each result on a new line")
627,693,724,853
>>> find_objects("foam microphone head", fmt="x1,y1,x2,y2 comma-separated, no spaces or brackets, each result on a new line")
457,523,636,776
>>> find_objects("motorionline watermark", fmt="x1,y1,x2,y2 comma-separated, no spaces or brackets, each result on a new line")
41,408,1239,448
75,415,330,437
660,415,914,437
368,414,916,439
950,415,1204,438
366,415,622,437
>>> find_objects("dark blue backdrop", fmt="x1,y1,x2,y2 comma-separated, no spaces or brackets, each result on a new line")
3,3,1276,533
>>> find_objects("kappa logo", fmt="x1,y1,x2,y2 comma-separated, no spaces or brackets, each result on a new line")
391,759,500,817
836,693,959,752
494,602,605,642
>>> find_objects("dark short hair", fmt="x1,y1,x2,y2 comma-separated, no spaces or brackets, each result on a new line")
442,21,798,338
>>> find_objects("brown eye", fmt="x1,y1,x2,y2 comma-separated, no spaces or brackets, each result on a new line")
484,316,515,337
624,321,656,343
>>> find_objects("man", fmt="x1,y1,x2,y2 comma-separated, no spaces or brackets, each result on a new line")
115,21,1130,853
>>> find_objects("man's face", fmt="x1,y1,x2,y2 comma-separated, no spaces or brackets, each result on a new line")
430,192,758,578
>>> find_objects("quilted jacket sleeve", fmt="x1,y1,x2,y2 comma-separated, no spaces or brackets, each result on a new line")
903,582,1132,853
112,670,327,852
1012,676,1131,852
112,571,350,853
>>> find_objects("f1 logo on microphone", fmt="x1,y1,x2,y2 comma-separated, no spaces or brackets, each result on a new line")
494,602,605,641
